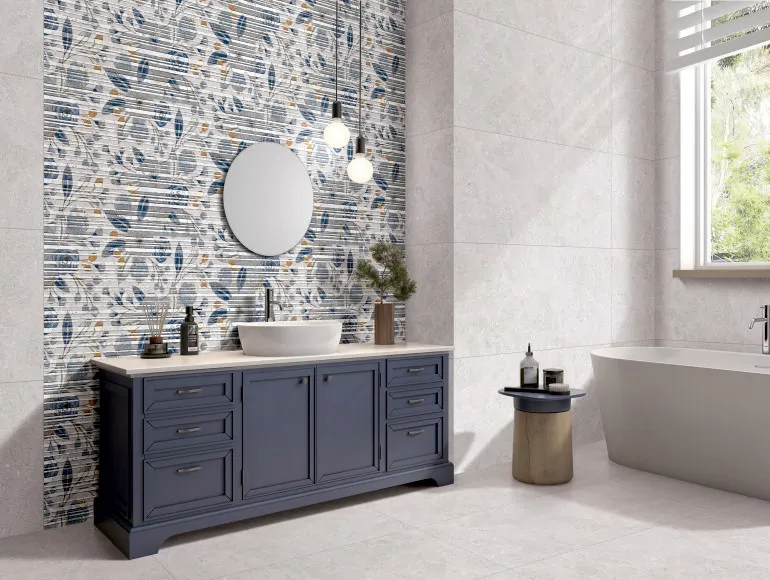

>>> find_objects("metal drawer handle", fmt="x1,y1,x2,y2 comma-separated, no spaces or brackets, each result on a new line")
407,399,425,405
301,377,308,385
407,429,425,436
176,427,202,435
177,388,202,395
325,375,332,383
407,368,425,373
176,466,202,474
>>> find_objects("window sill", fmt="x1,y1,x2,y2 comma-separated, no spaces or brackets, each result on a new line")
673,268,770,279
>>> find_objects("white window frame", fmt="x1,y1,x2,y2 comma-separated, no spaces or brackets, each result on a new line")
679,57,770,274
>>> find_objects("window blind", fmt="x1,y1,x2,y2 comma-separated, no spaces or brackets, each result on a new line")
665,1,770,72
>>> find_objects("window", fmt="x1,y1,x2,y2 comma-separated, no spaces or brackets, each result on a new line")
705,44,770,265
674,2,770,273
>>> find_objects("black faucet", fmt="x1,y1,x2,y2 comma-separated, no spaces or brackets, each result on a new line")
264,288,283,322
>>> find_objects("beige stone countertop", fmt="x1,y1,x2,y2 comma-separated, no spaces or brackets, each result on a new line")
90,342,453,377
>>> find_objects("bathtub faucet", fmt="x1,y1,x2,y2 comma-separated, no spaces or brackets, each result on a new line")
749,305,770,355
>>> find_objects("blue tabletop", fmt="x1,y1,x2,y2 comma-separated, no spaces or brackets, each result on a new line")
498,388,585,413
497,388,585,400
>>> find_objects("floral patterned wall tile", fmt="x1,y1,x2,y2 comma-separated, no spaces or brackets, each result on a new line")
43,0,405,527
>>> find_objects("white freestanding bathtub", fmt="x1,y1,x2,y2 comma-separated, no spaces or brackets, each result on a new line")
592,346,770,500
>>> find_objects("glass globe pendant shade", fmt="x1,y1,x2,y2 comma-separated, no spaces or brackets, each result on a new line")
323,102,350,149
347,153,373,183
324,118,351,149
347,137,373,183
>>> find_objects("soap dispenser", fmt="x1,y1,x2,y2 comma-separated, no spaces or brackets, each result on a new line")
520,343,539,388
180,306,199,356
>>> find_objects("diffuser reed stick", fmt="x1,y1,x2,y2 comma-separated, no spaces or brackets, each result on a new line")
140,297,171,358
142,299,169,339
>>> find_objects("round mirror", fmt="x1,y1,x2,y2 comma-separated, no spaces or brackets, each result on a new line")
223,143,314,257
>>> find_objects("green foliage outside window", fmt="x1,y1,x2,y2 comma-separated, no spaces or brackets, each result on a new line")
710,43,770,262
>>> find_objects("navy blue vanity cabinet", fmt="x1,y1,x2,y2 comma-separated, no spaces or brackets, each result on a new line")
95,351,454,560
384,355,449,471
315,361,380,483
242,367,315,498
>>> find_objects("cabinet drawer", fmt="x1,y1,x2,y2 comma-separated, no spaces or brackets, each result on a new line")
144,372,234,414
144,411,234,455
386,385,444,420
386,417,444,471
143,448,234,521
386,356,444,387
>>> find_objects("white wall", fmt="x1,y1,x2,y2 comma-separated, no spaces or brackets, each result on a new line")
407,0,657,472
0,0,45,538
654,1,770,354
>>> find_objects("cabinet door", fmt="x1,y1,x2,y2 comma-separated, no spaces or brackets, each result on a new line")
242,367,315,499
316,361,380,483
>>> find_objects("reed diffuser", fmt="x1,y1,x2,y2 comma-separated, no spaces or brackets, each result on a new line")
141,298,171,358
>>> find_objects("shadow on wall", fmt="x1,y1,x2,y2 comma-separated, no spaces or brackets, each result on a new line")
0,399,44,540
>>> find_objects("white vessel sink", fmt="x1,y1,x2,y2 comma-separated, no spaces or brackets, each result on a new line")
238,321,343,357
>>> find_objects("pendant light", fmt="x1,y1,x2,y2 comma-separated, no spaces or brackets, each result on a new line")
323,0,351,149
347,0,374,184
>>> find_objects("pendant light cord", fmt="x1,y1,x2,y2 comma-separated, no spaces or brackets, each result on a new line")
359,0,363,136
334,0,338,102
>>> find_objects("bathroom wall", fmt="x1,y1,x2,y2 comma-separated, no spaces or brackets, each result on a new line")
655,2,770,353
43,0,406,527
407,0,657,472
0,1,45,538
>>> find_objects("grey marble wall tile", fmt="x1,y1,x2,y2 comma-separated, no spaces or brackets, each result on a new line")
0,228,43,384
612,0,656,71
452,353,517,473
407,0,453,29
454,127,611,248
407,12,453,136
0,381,43,539
612,61,656,160
655,156,680,250
656,70,680,160
406,243,453,346
612,155,656,250
455,12,612,152
406,129,453,245
612,249,656,343
455,0,611,56
0,0,43,79
655,0,670,72
656,249,770,344
453,244,612,358
0,73,42,231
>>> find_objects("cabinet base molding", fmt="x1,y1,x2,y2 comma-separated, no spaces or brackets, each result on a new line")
95,462,454,559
